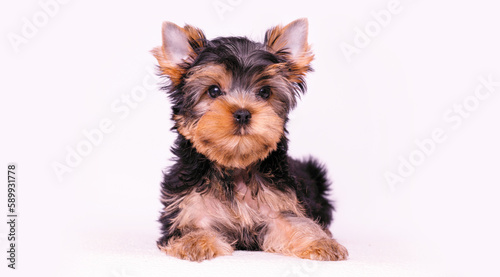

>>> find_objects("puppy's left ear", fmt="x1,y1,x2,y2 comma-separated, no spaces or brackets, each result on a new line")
265,18,313,80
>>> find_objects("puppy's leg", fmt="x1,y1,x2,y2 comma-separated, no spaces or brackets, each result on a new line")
158,229,233,262
262,215,348,261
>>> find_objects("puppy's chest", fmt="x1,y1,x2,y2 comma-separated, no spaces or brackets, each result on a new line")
201,178,278,228
184,173,299,230
233,176,268,213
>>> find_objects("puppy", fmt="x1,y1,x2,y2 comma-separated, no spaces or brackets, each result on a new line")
152,18,348,262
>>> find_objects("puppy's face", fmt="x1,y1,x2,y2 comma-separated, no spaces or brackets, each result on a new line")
153,19,313,168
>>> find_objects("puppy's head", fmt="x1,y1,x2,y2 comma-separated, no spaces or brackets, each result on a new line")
152,19,313,168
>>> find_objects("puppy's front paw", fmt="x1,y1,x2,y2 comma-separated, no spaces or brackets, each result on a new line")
297,239,348,261
158,230,233,262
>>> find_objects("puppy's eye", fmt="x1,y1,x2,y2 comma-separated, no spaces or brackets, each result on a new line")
207,85,222,99
258,86,271,100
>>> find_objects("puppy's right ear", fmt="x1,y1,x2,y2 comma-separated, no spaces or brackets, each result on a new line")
151,21,205,85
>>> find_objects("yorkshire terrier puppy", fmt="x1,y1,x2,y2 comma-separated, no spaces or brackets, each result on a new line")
152,18,348,262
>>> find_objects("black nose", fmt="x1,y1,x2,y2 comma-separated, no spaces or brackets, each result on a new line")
233,109,251,125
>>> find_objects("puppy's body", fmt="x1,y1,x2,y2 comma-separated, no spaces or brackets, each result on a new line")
153,19,348,261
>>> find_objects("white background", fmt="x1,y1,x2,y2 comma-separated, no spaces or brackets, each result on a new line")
1,0,500,276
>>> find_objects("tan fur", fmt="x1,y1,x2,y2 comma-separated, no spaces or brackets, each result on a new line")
164,176,302,234
151,46,184,85
176,93,284,169
162,177,347,261
173,63,233,141
151,23,205,86
184,64,233,115
160,175,309,261
265,20,314,84
195,97,283,168
262,215,348,261
159,229,233,262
